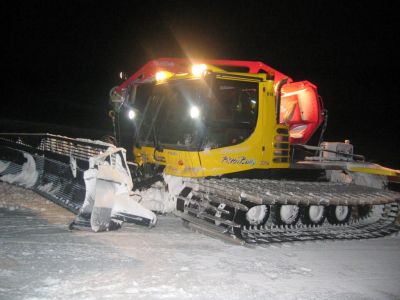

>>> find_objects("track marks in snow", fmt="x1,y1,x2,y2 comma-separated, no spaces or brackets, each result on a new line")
2,182,400,300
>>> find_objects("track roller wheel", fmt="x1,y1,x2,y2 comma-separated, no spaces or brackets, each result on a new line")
272,204,300,226
327,205,352,225
300,205,326,226
245,205,270,226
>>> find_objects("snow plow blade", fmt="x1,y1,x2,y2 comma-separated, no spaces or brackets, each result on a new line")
0,133,156,231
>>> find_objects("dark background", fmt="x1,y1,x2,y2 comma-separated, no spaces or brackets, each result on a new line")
1,1,399,168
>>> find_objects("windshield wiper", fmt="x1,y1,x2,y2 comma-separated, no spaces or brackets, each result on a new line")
143,96,164,153
152,126,163,152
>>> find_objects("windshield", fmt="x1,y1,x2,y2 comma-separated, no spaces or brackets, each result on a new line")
135,77,258,151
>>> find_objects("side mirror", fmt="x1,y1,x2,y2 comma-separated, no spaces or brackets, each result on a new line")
109,86,124,112
119,71,128,80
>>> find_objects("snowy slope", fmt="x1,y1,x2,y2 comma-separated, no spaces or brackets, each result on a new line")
1,182,400,300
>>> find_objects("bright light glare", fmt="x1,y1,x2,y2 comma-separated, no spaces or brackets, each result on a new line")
281,88,307,97
128,109,136,120
155,71,168,81
191,64,207,77
190,106,200,119
289,124,307,138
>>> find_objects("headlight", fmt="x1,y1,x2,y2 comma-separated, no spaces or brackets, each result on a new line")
190,106,200,119
128,109,136,120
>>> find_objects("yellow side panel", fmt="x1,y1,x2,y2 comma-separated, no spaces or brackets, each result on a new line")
134,146,203,177
163,149,203,177
199,134,264,177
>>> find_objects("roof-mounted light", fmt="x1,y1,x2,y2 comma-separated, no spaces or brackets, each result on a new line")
155,70,173,82
191,64,207,77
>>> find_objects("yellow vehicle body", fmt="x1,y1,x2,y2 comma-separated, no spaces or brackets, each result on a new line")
115,59,400,243
133,69,290,178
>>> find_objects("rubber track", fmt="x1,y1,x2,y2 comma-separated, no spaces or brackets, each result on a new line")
241,204,400,244
180,178,400,244
185,178,400,206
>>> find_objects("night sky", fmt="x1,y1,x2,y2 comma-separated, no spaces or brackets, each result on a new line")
2,1,399,167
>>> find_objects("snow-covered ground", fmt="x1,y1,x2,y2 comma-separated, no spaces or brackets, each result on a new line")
1,182,400,300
